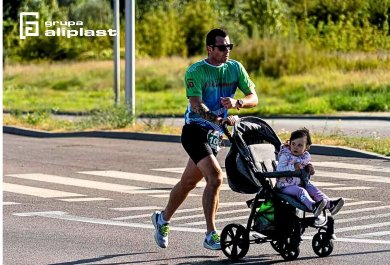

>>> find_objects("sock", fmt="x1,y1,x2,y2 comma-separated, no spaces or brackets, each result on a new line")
159,211,169,224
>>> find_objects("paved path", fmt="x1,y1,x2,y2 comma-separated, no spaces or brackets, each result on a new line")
143,116,390,138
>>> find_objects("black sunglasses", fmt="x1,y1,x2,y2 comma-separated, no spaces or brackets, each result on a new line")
211,44,234,52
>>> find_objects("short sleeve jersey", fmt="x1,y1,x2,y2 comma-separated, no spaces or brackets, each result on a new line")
184,59,255,131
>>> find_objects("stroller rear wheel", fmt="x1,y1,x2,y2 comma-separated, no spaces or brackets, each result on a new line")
312,231,334,257
270,240,281,253
220,224,250,260
279,237,300,261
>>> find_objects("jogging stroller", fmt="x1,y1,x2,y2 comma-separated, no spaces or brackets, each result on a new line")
220,116,335,261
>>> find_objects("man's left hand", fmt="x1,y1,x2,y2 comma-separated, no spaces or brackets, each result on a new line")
220,97,236,109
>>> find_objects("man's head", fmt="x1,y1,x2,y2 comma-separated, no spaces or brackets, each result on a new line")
206,28,233,65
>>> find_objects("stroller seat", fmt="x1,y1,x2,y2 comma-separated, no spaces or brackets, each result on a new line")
247,143,310,212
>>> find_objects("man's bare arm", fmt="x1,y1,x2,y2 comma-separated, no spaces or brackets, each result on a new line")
189,97,222,124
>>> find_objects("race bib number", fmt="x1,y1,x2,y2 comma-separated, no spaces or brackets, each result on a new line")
207,130,222,152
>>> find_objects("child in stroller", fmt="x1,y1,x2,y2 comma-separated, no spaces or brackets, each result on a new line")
275,128,344,218
220,117,340,261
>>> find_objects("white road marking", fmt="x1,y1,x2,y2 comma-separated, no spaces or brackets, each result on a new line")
172,208,250,222
344,200,381,207
6,173,169,194
337,213,390,224
59,197,112,202
3,183,85,198
151,168,186,174
315,161,390,173
316,170,390,184
324,186,373,191
335,222,390,233
3,202,21,205
354,231,390,238
13,211,205,233
112,202,246,221
183,215,249,226
110,206,159,211
79,170,231,190
337,205,390,215
13,211,390,244
309,181,343,187
148,194,201,198
306,222,390,236
301,235,390,244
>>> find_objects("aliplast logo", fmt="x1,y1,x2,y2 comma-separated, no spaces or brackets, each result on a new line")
19,12,117,39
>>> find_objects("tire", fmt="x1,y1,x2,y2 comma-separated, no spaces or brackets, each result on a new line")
279,238,300,261
220,224,250,260
270,240,281,253
312,231,334,257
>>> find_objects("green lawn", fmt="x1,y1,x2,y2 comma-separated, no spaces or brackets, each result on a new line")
3,58,390,156
3,58,390,115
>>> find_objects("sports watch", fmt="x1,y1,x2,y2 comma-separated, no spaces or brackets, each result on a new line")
236,99,244,110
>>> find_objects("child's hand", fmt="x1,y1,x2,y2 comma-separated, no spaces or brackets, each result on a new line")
294,163,301,170
305,164,315,175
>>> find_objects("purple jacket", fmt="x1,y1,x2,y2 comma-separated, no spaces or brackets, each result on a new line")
275,145,311,189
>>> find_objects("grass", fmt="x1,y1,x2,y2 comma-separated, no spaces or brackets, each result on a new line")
3,57,390,156
4,58,390,115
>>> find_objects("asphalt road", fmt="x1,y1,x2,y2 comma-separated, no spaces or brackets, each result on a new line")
3,134,390,265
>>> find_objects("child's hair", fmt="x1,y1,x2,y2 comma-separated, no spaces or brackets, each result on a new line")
290,127,312,146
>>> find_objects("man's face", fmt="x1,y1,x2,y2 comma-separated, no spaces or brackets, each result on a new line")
208,36,232,65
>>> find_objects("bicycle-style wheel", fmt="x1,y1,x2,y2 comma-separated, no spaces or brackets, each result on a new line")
220,223,250,260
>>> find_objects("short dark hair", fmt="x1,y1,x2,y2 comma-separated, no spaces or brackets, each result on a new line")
206,28,228,46
290,128,312,146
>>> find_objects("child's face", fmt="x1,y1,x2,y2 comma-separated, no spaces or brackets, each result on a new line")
290,136,307,156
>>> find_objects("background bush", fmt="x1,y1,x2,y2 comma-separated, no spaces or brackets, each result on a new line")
4,0,390,63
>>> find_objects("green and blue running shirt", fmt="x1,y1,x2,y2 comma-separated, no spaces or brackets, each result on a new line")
184,59,255,131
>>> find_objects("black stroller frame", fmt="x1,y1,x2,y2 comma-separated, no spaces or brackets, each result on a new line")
220,117,335,261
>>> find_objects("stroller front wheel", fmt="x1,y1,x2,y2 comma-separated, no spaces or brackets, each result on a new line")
220,223,250,260
312,231,334,257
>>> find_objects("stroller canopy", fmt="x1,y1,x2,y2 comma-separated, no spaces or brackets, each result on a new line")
225,116,282,194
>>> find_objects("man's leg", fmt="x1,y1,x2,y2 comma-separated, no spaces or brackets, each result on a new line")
163,158,204,221
196,154,223,233
152,158,204,248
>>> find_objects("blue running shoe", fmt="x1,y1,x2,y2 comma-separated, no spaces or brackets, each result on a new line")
203,231,221,250
152,211,169,248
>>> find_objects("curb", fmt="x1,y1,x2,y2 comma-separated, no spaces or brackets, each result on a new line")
3,125,389,160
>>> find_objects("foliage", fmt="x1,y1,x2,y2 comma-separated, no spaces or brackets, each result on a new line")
4,0,390,62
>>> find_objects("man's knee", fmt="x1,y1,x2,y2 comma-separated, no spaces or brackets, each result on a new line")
206,169,223,189
181,177,200,191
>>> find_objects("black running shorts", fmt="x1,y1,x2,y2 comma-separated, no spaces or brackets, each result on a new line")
181,123,219,165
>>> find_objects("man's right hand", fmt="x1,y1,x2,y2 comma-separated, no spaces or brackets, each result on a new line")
221,115,239,126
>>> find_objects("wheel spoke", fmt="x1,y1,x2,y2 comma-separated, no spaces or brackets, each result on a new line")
224,240,233,248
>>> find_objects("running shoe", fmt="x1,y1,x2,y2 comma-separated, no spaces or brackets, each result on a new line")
151,211,169,248
203,231,221,250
